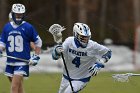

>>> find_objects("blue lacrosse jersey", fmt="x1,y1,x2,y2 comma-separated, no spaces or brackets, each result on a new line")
0,22,39,62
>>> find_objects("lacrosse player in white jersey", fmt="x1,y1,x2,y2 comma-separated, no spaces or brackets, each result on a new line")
52,22,112,93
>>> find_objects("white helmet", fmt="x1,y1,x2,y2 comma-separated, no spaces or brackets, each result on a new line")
12,4,25,13
11,4,26,25
73,23,91,48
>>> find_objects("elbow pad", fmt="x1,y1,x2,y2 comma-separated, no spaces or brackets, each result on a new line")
101,50,112,63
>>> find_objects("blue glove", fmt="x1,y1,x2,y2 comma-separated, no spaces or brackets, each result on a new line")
88,62,104,76
29,54,40,66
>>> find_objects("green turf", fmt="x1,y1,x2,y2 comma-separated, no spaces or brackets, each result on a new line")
0,72,140,93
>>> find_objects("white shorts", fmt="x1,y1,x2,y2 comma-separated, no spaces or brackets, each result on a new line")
58,76,89,93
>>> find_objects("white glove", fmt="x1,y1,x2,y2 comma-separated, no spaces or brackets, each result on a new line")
29,54,40,66
55,45,64,55
88,62,104,76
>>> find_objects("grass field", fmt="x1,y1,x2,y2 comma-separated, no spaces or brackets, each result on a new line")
0,72,140,93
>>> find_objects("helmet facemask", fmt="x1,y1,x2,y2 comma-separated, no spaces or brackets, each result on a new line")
12,12,25,25
75,32,91,48
73,23,91,48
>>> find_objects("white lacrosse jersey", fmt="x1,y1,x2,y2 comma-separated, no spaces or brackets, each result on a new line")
62,37,110,79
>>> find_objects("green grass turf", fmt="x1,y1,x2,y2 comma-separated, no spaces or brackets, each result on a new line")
0,72,140,93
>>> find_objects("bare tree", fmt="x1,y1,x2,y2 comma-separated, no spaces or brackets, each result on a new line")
78,0,87,22
99,0,107,40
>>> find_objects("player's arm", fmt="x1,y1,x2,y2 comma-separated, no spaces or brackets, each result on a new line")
0,29,6,56
29,36,42,66
88,50,112,76
29,25,42,55
33,36,42,54
0,46,5,57
0,45,5,51
94,42,112,64
52,37,70,60
30,42,35,50
89,42,112,76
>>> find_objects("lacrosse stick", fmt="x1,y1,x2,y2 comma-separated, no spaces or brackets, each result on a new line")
48,24,66,43
48,24,74,93
112,73,140,82
0,54,29,63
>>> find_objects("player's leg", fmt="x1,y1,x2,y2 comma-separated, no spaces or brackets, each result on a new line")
64,80,87,93
59,76,88,93
7,76,24,93
13,65,29,93
11,75,23,93
5,65,18,93
58,77,69,93
5,65,14,83
18,81,24,93
5,65,29,93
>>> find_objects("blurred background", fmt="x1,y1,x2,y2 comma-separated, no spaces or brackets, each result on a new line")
0,0,138,47
0,0,140,93
0,0,140,74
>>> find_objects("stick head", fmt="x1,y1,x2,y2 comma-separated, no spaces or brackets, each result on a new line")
48,24,66,35
48,24,66,43
112,74,130,82
112,73,140,82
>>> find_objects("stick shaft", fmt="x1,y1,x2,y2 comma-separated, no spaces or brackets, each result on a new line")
61,53,74,93
132,74,140,76
1,54,29,62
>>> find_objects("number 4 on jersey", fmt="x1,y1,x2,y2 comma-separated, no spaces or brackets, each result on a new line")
72,56,80,68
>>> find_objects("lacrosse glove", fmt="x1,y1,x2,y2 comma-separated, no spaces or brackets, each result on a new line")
29,54,40,66
55,45,64,55
88,62,104,76
52,45,64,60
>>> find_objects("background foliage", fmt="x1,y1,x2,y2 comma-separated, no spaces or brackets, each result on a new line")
0,0,136,49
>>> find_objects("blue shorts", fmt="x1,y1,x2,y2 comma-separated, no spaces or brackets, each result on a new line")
5,65,29,77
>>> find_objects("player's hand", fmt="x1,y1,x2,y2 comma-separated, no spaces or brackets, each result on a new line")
0,50,2,58
29,54,40,66
88,62,104,76
55,45,64,55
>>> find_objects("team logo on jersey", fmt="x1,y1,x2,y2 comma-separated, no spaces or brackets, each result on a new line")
22,28,25,31
18,66,23,70
69,48,87,56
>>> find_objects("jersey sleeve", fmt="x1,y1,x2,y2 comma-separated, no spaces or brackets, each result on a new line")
92,41,110,59
62,37,71,52
29,25,39,42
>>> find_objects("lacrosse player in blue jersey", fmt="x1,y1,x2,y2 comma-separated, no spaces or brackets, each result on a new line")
52,23,112,93
0,3,42,93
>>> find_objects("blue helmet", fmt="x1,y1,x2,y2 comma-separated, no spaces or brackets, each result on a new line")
11,4,25,25
73,23,91,48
